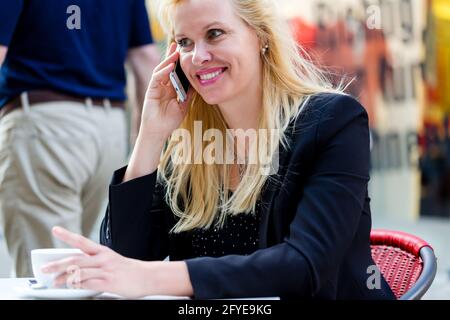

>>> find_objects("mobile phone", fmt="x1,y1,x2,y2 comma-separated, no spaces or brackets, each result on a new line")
169,59,190,103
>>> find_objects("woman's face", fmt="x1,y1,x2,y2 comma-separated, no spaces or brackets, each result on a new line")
173,0,263,105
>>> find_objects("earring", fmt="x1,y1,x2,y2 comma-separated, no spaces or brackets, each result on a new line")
261,44,269,55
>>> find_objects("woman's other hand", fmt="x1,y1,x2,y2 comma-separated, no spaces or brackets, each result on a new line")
40,226,152,298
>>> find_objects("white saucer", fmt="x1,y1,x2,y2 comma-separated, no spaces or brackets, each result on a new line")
13,285,101,299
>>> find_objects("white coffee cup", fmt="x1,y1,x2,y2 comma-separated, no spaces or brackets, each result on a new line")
31,248,83,288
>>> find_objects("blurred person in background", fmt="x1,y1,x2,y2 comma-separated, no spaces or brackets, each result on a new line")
0,0,160,277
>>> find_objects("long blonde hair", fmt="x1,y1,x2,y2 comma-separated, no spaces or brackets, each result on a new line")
156,0,340,233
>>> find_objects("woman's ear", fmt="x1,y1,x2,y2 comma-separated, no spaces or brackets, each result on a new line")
257,33,270,56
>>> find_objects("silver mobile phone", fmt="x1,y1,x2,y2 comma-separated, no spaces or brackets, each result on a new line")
169,59,190,103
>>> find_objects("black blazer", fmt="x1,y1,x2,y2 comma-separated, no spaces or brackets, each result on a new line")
100,93,396,300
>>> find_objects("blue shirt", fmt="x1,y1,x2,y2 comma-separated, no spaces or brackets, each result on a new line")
0,0,153,108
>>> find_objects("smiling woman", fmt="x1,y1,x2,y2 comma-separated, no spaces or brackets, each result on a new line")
43,0,397,300
156,0,337,229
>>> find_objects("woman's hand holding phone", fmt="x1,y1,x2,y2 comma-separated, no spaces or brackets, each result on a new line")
124,43,193,182
140,42,193,140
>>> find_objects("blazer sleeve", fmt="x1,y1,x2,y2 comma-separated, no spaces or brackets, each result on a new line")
185,94,371,298
99,166,171,261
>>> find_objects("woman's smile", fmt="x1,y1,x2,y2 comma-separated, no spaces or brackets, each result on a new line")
196,67,228,86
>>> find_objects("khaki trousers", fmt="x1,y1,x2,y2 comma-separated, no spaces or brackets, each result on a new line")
0,96,127,277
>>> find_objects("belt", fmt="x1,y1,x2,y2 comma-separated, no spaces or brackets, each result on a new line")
0,90,125,119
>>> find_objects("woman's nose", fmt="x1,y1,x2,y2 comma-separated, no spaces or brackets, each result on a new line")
192,44,212,66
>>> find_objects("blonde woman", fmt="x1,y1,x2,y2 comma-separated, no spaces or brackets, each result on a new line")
42,0,395,299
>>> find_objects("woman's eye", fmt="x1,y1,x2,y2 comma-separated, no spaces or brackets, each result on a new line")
177,38,192,48
207,29,224,40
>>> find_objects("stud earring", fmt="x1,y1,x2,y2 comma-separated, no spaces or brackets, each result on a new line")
261,44,269,55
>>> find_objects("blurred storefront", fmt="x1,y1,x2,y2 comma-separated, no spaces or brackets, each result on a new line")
421,0,450,217
281,0,429,221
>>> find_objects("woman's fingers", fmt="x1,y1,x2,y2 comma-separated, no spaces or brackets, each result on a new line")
165,42,177,56
41,253,102,274
54,267,105,288
52,226,102,255
152,43,179,74
148,62,176,91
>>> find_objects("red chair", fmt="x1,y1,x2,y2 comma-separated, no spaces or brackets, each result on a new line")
370,229,437,300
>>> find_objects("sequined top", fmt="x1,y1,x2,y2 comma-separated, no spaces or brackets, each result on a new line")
179,200,262,258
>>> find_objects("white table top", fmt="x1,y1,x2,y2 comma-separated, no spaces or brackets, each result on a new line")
0,278,190,300
0,278,279,300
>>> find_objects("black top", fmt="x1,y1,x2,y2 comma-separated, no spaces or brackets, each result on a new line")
100,93,396,300
176,201,261,259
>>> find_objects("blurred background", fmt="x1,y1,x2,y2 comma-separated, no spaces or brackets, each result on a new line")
278,0,450,299
1,0,449,299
